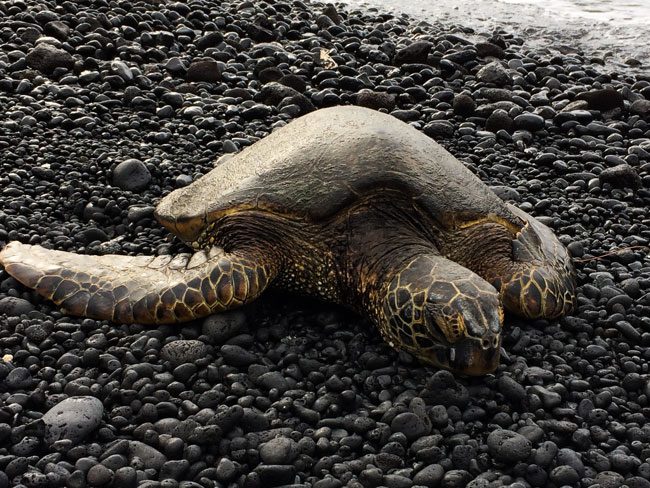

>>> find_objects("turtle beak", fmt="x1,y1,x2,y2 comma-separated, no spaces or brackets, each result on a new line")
154,193,208,246
430,332,501,376
154,212,206,246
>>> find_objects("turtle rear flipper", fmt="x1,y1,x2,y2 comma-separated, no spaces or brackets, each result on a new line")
0,242,276,324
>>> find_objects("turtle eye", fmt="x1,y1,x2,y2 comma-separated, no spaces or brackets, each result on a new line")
424,302,465,344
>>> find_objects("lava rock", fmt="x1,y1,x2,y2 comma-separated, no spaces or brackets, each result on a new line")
487,429,532,463
26,43,74,74
630,99,650,116
476,42,505,58
356,89,397,111
599,164,642,189
413,464,444,487
160,340,208,366
186,58,222,83
485,109,513,132
202,310,247,343
423,120,455,138
453,93,476,116
220,345,257,366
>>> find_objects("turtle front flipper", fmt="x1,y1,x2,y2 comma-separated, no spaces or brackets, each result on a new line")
0,242,277,324
497,205,576,319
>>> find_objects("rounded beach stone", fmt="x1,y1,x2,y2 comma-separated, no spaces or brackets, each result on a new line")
259,437,298,464
477,61,511,86
43,396,104,444
112,159,151,191
0,297,35,316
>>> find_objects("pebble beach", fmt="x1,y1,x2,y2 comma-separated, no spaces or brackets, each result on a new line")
0,1,649,488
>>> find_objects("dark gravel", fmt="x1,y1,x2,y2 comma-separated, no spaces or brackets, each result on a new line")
0,0,649,487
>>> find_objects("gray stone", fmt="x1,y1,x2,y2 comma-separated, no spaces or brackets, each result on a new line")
112,159,151,192
259,437,298,464
413,464,444,487
43,396,104,444
128,441,167,470
0,297,35,316
630,99,650,116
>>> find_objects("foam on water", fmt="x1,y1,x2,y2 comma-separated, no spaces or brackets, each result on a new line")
341,0,649,70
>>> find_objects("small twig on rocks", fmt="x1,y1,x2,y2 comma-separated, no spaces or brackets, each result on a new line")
573,245,649,263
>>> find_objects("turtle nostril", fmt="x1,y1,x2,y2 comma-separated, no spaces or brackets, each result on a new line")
480,334,500,350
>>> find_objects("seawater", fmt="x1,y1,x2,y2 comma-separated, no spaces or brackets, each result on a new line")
341,0,650,69
496,0,649,24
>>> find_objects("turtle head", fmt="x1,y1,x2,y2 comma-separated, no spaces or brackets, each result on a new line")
497,207,576,319
155,186,210,249
381,255,503,376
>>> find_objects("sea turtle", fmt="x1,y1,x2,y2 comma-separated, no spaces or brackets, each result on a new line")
0,106,575,375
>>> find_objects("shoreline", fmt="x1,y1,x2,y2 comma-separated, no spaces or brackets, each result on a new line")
0,1,649,487
341,0,650,72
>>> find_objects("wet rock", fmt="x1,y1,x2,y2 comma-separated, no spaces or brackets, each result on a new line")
514,113,545,131
577,88,624,111
394,41,433,65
